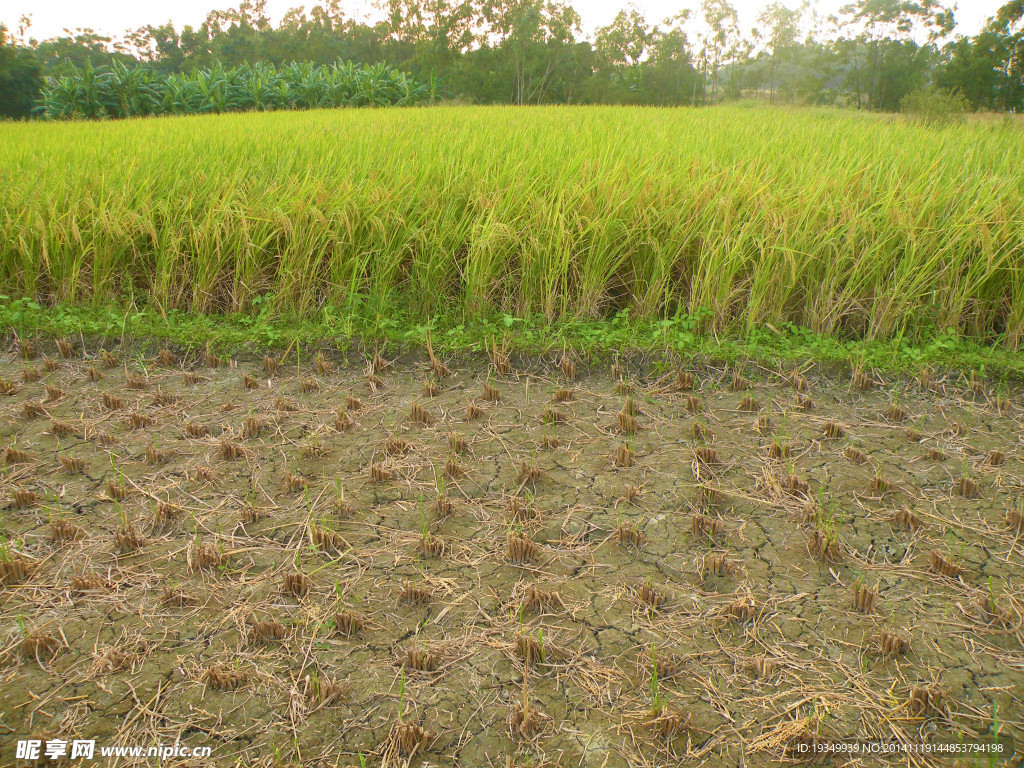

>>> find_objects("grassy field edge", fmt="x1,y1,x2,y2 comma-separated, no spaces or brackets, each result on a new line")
2,297,1023,378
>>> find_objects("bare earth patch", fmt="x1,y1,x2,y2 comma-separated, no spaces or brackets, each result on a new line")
1,342,1022,767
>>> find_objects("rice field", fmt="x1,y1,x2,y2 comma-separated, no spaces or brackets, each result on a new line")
0,340,1022,767
1,106,1023,346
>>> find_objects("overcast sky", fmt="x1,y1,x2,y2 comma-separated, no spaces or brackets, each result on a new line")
2,0,1007,45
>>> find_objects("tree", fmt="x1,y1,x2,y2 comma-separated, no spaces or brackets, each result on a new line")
0,23,44,118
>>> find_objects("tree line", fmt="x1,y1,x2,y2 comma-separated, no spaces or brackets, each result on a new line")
2,0,1023,119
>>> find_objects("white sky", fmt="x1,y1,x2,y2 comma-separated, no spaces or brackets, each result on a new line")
2,0,1006,45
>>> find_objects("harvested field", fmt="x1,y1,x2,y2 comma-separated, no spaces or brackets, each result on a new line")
1,340,1022,766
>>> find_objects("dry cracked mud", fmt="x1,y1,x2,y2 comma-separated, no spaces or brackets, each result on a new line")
0,340,1022,767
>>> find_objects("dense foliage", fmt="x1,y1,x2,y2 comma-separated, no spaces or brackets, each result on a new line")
2,106,1023,346
1,0,1023,119
37,59,431,118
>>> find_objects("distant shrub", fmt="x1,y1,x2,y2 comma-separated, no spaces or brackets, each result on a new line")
901,86,969,126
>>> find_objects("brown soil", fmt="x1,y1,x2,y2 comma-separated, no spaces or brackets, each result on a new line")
1,345,1022,767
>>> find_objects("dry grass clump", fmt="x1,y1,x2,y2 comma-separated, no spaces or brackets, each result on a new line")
183,370,202,385
243,373,259,390
273,395,297,411
784,474,809,497
186,422,208,438
60,455,86,474
616,521,644,547
398,581,432,605
808,528,841,562
1,550,35,585
691,513,725,540
508,496,540,523
5,446,31,464
788,370,808,391
907,684,948,719
241,415,262,439
422,379,440,397
370,462,394,483
394,722,430,756
510,684,545,740
929,550,963,578
44,385,65,402
516,460,542,484
876,629,910,657
521,585,563,613
106,476,129,499
11,488,37,508
1006,507,1024,532
794,393,813,411
614,443,633,468
282,470,306,493
71,572,108,593
730,372,750,391
157,348,176,366
191,541,227,570
851,369,873,391
927,447,947,461
125,372,148,390
737,396,759,412
553,387,575,403
465,401,485,421
884,403,907,423
852,579,877,613
637,580,667,610
542,407,569,425
893,505,923,530
204,664,248,691
262,355,279,375
20,629,62,662
984,449,1005,467
408,402,433,425
488,340,512,375
507,533,540,564
56,338,74,358
417,532,445,558
616,411,639,435
822,421,845,439
162,585,196,606
153,501,182,526
22,365,41,382
482,382,502,402
694,446,719,466
0,377,17,395
127,411,155,430
50,518,84,543
334,408,353,431
404,644,439,672
335,609,365,636
559,354,576,380
312,525,348,554
102,393,123,412
956,476,980,498
219,439,245,461
299,377,320,393
870,474,891,494
114,522,147,552
684,395,701,413
86,365,102,382
702,551,731,577
250,619,288,643
444,456,466,479
23,401,45,418
843,446,867,464
675,370,695,391
975,589,1016,627
283,571,312,597
99,349,119,368
724,595,758,623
